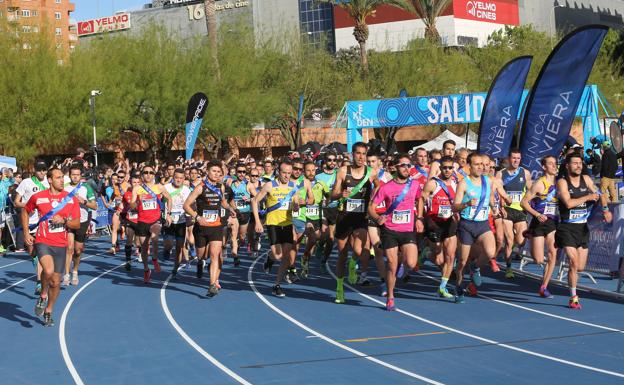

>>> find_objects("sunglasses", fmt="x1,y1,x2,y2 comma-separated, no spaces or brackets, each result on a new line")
250,174,259,177
326,158,336,161
441,166,454,170
142,171,155,175
237,170,247,174
397,163,412,168
293,167,303,171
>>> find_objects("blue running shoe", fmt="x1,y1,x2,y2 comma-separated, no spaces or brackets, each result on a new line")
471,269,482,287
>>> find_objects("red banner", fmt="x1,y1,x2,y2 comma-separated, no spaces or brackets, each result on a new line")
453,0,519,25
77,13,131,37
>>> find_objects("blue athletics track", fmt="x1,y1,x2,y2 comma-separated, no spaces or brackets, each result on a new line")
1,235,623,385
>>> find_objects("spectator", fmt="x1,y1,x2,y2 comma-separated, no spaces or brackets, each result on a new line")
585,149,601,177
600,141,618,202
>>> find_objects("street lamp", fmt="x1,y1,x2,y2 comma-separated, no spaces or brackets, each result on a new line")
550,2,563,47
89,90,102,166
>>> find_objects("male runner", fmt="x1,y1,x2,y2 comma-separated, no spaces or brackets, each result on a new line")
365,151,390,294
300,161,325,279
62,164,97,286
521,155,559,298
121,174,141,271
497,149,532,278
228,164,252,267
315,152,339,272
556,153,612,309
163,169,192,277
23,168,80,327
331,142,378,304
429,140,456,179
453,153,498,303
369,154,423,310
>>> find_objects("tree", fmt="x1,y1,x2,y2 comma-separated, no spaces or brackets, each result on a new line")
318,0,402,76
204,0,221,81
394,0,451,42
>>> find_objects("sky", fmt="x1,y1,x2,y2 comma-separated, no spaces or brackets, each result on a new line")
72,0,149,21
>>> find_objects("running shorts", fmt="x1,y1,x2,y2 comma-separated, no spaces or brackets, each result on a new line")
528,217,557,237
335,212,368,240
381,227,416,249
35,243,66,274
555,222,589,249
193,225,224,248
504,207,527,224
69,221,90,243
425,216,458,243
457,219,491,246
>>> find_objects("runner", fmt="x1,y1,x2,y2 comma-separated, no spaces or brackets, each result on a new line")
62,164,97,286
331,142,378,304
556,153,612,309
252,158,302,297
315,152,339,272
14,160,50,294
106,172,128,254
163,168,192,278
184,160,236,296
421,156,458,299
183,166,202,265
521,155,559,298
246,168,263,255
453,153,498,303
496,149,532,279
369,154,423,310
121,174,141,271
288,158,314,282
429,140,456,179
22,168,80,327
300,161,324,279
228,164,252,267
130,164,173,284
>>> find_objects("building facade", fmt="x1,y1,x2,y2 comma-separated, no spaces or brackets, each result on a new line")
0,0,77,54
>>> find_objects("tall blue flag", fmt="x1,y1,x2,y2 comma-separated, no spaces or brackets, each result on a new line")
519,25,608,178
478,56,532,159
185,92,209,160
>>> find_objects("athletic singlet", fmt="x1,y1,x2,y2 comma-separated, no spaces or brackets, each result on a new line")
306,182,324,221
165,183,191,224
196,181,225,227
340,166,371,214
501,167,527,211
230,181,251,213
374,174,388,214
265,180,296,226
559,175,591,224
530,176,559,220
136,184,163,224
315,170,338,208
292,176,307,221
426,178,456,222
122,191,138,224
460,176,491,222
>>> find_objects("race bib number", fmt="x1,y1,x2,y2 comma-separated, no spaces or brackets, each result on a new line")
141,199,158,211
509,191,522,204
469,206,489,221
48,220,65,234
171,212,184,223
306,205,319,217
437,205,452,219
235,199,248,209
172,203,184,213
202,210,219,223
544,203,558,217
220,208,226,217
346,198,364,213
569,208,587,222
376,200,386,210
278,200,290,211
392,209,411,224
128,211,138,220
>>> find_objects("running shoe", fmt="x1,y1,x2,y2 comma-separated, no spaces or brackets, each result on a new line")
43,312,54,327
197,259,205,279
215,280,221,289
62,273,70,286
35,296,47,317
143,269,151,284
207,284,219,297
396,263,405,279
272,284,285,298
109,245,116,255
152,259,161,273
301,258,309,279
124,261,131,272
539,287,554,299
34,281,42,296
357,273,371,286
335,287,345,304
471,269,482,287
569,295,582,309
284,272,293,284
71,272,79,286
438,287,454,299
386,297,396,311
380,282,388,297
489,259,500,273
189,245,197,258
263,258,273,274
290,269,300,283
0,245,6,253
454,287,465,304
234,256,240,267
347,258,358,285
505,268,515,279
467,282,478,297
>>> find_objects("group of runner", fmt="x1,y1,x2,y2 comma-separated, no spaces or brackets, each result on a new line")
18,138,613,326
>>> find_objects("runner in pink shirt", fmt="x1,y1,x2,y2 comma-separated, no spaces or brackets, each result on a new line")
369,154,424,311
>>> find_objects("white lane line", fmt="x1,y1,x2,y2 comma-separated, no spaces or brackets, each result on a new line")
161,275,253,385
327,264,624,378
248,254,443,385
60,260,125,385
416,271,624,335
0,259,28,270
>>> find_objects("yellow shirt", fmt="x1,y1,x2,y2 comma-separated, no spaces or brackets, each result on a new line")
265,180,296,226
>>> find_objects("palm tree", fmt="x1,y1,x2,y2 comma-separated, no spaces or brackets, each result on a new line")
204,0,221,80
395,0,451,42
319,0,402,76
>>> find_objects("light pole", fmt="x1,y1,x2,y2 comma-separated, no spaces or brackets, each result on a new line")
550,2,562,47
90,90,102,166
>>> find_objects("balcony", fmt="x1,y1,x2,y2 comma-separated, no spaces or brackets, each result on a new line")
68,2,76,13
6,14,19,22
6,0,20,12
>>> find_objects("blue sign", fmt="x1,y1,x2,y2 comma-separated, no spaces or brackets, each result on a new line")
478,56,533,158
520,25,608,178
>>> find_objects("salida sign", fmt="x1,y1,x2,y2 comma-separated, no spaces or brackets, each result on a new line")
453,0,519,25
77,13,131,37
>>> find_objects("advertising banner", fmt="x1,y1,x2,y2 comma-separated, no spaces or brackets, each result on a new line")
185,92,209,160
453,0,519,26
77,13,131,37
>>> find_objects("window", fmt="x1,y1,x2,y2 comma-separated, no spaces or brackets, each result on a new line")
55,27,61,36
56,0,62,3
32,10,38,16
55,12,61,20
22,10,30,17
33,26,39,33
22,25,31,33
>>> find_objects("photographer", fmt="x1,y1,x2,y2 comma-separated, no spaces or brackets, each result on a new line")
599,141,618,202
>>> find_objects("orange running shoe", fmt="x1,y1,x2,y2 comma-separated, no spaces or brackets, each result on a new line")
152,259,161,273
143,269,151,284
489,259,500,273
467,282,478,297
